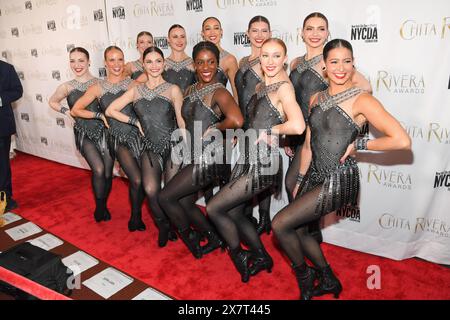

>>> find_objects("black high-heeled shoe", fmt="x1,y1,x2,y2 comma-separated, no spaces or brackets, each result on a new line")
256,210,271,235
312,265,342,299
292,263,317,300
201,230,226,255
229,247,251,283
179,228,203,259
249,248,273,276
103,208,111,221
128,219,146,232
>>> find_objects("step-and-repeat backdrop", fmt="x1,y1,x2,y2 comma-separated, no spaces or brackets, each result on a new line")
1,0,449,264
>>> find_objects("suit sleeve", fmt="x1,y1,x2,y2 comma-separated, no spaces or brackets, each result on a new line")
0,64,24,106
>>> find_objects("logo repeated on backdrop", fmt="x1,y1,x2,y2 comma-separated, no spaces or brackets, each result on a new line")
434,171,450,191
3,3,23,15
378,213,450,238
401,121,450,145
98,68,107,78
365,164,412,190
271,26,302,47
351,24,378,43
31,49,38,58
133,1,175,17
153,36,169,49
47,20,56,31
11,27,19,37
52,70,61,81
335,205,361,223
216,0,277,9
94,9,104,22
20,113,30,122
35,94,43,103
17,71,25,80
25,1,32,10
40,46,64,57
368,71,425,94
56,118,66,128
186,0,203,12
35,0,58,8
1,51,7,59
400,17,450,40
112,6,126,19
22,23,43,36
66,44,75,52
233,32,250,47
0,8,2,16
41,137,48,146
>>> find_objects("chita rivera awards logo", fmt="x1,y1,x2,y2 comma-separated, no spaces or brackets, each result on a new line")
93,9,104,21
365,164,412,190
133,1,174,17
216,0,277,9
401,121,450,145
234,32,250,47
11,27,19,37
25,1,32,10
400,17,450,40
47,20,57,31
369,71,425,94
379,213,450,238
186,0,203,12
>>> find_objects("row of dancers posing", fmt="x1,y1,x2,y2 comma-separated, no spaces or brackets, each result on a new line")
49,13,411,300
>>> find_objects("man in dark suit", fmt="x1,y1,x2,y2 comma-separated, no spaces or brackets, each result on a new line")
0,60,23,212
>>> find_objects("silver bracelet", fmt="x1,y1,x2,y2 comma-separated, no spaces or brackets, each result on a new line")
354,138,369,151
93,112,103,120
128,116,138,126
296,173,304,186
60,107,69,115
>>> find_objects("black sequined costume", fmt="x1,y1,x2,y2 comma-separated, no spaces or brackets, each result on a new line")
234,56,262,126
289,54,328,123
133,82,177,169
66,78,106,155
181,82,229,185
98,78,142,159
216,50,230,86
163,58,196,93
296,87,362,214
230,81,286,196
130,60,144,80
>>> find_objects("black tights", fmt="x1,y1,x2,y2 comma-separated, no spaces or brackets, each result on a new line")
116,145,143,215
206,176,271,251
141,151,178,225
285,145,302,203
271,185,327,268
158,164,216,234
81,138,114,211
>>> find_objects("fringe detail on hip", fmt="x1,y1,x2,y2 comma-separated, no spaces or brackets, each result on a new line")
314,160,360,217
108,126,143,160
74,120,107,156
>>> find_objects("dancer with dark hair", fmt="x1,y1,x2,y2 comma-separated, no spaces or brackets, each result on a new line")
72,46,143,227
272,39,411,300
234,15,273,235
163,24,196,93
49,47,112,222
202,17,239,100
206,38,305,283
285,12,372,243
158,41,243,259
124,31,154,80
107,46,183,247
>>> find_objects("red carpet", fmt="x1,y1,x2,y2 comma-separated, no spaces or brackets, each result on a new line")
8,152,450,300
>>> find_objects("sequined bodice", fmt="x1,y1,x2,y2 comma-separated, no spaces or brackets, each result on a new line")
289,54,328,121
133,82,176,148
66,78,100,112
309,87,362,173
215,50,230,86
163,58,196,93
130,60,144,80
182,83,225,138
246,81,286,131
98,78,133,113
235,56,262,118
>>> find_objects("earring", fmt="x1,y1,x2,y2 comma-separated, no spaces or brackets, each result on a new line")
322,66,326,71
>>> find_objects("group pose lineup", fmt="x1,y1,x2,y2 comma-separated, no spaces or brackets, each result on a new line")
48,13,411,300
